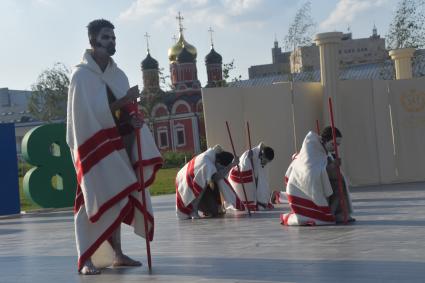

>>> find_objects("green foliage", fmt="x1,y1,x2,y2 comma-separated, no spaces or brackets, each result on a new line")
162,151,193,168
386,0,425,49
222,59,242,85
149,168,179,196
18,161,33,177
199,136,207,151
29,63,70,122
158,67,172,90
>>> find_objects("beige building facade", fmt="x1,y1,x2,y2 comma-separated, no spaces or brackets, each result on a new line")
250,27,388,78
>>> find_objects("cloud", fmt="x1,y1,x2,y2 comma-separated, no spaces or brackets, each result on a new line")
118,0,167,21
118,0,266,30
221,0,263,16
320,0,389,30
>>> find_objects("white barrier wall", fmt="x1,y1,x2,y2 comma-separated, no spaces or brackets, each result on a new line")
388,77,425,182
202,83,321,191
292,82,323,150
371,80,398,184
337,80,383,185
202,77,425,188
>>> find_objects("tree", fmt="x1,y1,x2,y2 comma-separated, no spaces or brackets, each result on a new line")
222,59,242,84
29,63,70,122
158,67,173,90
283,1,315,52
386,0,425,49
283,1,315,79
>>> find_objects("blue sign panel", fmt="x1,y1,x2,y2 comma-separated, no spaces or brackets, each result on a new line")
0,123,20,215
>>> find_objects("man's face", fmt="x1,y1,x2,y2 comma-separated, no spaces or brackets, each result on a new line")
93,27,116,56
324,137,342,152
259,153,271,167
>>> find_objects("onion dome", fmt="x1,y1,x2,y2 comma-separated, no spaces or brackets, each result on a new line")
168,33,197,62
141,53,158,70
205,47,222,64
177,46,196,63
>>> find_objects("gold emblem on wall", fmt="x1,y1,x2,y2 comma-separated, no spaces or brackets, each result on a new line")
400,90,425,112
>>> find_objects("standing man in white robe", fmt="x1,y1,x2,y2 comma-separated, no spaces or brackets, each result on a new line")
280,127,354,226
67,19,162,275
227,143,275,211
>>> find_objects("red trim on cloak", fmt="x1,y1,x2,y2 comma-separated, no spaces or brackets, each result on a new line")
130,195,155,241
223,178,245,211
77,200,132,272
176,191,193,216
88,182,140,223
77,127,120,160
286,194,332,214
76,138,125,184
133,157,163,189
74,186,84,214
289,204,335,223
185,158,203,197
229,168,253,183
280,213,291,225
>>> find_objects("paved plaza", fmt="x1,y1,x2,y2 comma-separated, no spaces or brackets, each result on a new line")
1,182,425,282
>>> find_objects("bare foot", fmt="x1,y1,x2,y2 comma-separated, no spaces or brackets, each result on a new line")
79,259,101,275
112,254,142,267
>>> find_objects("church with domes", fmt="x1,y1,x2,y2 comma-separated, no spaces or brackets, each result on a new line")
139,13,224,154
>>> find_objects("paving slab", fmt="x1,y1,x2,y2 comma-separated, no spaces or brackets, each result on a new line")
1,182,425,282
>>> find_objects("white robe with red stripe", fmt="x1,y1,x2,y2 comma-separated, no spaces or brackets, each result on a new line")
66,50,162,271
281,131,336,226
175,148,244,219
227,144,272,211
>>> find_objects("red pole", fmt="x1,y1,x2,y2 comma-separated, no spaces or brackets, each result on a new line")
316,120,320,135
134,102,153,271
328,97,348,225
226,121,251,216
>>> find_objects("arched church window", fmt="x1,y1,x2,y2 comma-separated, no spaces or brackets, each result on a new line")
175,124,186,147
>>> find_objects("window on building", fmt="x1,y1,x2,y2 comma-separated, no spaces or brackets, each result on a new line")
175,125,186,147
157,127,168,149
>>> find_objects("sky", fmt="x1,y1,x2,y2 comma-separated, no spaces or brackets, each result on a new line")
0,0,400,91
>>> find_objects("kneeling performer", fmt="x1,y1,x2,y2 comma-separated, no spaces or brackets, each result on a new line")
176,145,244,219
281,127,354,226
227,142,275,211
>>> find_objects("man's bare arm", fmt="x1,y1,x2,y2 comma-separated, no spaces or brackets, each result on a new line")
110,85,139,112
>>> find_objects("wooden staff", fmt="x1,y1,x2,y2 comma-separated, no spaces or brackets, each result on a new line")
328,97,348,225
226,121,251,216
316,119,320,134
246,122,258,188
134,101,153,271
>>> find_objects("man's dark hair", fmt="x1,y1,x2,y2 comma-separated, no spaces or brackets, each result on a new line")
215,151,234,166
261,146,274,161
87,19,115,46
321,126,342,142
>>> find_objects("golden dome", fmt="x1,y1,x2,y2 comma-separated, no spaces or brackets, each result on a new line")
168,33,197,62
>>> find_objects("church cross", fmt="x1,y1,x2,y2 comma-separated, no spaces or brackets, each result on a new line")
176,12,185,33
144,32,151,53
208,26,214,47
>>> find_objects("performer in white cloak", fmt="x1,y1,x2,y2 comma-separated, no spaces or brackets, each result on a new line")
176,145,244,219
280,127,354,226
227,143,275,211
66,19,162,275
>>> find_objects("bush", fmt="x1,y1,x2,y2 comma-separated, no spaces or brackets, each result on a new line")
162,151,193,168
17,160,33,177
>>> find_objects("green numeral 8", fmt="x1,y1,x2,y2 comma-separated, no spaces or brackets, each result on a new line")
22,123,76,208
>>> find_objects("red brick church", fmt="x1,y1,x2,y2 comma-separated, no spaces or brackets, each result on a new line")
139,13,224,154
